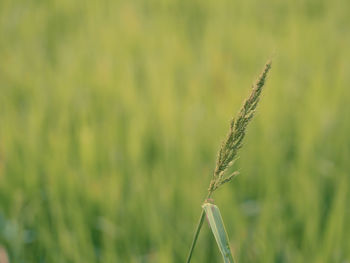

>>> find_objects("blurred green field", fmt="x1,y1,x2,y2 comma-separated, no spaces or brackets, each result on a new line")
1,0,350,262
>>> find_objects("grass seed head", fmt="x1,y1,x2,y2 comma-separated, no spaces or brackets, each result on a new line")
208,60,272,193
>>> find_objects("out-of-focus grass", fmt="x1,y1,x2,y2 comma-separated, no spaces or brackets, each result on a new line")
0,0,350,262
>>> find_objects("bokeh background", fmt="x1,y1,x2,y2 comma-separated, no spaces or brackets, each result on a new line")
1,0,350,262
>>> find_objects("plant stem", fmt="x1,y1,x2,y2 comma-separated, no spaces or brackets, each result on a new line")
186,209,205,263
186,192,212,263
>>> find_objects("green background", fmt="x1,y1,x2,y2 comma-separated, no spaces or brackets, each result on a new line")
1,0,350,262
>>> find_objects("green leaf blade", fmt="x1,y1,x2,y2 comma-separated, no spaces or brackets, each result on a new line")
202,202,235,263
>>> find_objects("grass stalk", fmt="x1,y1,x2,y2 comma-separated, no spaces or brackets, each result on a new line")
186,192,212,263
185,60,271,262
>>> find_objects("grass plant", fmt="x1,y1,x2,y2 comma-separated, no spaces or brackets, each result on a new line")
186,61,271,263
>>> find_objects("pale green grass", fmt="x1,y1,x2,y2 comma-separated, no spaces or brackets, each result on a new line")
186,61,271,263
1,0,350,262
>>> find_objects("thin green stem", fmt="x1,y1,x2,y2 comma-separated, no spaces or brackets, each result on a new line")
186,192,212,263
185,209,205,263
